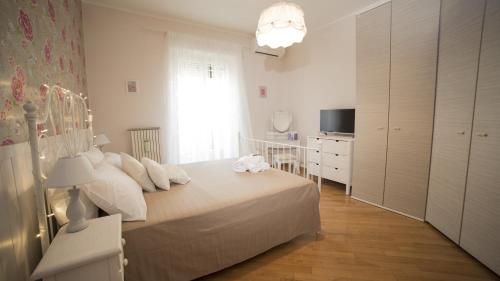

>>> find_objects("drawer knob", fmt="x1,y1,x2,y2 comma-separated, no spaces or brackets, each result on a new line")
123,258,129,267
122,238,126,246
476,132,488,137
393,127,401,131
335,154,339,156
456,131,465,135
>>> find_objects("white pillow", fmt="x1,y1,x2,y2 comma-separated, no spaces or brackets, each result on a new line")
48,188,98,226
82,147,104,167
82,163,147,221
165,164,191,184
142,157,170,190
121,153,156,192
103,152,122,169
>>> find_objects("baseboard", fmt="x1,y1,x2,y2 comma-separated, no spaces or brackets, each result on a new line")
351,196,424,222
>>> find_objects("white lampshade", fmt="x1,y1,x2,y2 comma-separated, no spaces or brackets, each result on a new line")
45,155,96,188
256,2,307,49
94,133,110,146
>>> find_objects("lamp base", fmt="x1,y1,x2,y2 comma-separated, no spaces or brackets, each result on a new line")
66,187,89,233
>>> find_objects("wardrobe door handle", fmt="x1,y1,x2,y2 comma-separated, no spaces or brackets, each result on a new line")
476,132,488,137
376,127,384,130
456,131,465,135
393,127,401,131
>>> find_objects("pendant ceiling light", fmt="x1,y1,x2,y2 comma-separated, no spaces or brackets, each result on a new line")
256,2,307,49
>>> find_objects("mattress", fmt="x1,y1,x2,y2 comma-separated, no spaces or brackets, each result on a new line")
122,159,321,281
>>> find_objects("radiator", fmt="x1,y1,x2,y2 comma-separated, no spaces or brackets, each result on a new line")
128,127,161,163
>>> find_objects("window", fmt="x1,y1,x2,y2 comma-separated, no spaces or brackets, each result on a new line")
165,33,251,164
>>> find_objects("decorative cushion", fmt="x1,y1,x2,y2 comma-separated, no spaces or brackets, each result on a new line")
103,152,122,169
81,147,104,167
142,157,170,190
165,164,191,184
121,153,156,192
82,163,147,221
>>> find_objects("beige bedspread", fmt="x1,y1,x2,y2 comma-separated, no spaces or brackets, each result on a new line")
122,159,320,281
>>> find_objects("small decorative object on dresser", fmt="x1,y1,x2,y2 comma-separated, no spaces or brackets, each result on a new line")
44,155,96,233
307,135,354,195
30,214,126,281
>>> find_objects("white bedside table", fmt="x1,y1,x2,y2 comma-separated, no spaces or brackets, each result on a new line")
31,214,126,281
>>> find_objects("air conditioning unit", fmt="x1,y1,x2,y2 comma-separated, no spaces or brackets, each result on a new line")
252,39,285,58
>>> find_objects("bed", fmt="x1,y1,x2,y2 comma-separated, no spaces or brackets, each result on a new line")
122,159,321,281
23,87,323,281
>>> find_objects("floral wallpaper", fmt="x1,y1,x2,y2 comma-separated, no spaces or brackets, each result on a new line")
0,0,87,146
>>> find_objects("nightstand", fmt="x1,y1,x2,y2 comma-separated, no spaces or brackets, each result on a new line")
31,214,126,281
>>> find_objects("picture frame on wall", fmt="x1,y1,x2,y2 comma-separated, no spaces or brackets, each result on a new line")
126,80,138,94
259,86,268,98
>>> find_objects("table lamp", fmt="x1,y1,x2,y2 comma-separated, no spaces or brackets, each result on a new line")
94,134,110,150
45,155,96,233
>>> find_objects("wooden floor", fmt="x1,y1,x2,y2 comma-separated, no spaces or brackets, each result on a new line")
200,181,499,281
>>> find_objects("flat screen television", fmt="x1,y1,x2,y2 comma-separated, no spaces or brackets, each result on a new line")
320,109,355,134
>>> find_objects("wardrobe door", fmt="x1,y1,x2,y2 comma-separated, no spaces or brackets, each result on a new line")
383,0,440,219
426,0,485,243
352,3,391,205
461,0,500,275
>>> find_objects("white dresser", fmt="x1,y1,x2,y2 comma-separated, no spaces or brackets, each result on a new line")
307,135,354,195
31,214,126,281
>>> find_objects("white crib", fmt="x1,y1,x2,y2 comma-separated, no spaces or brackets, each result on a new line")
238,135,323,191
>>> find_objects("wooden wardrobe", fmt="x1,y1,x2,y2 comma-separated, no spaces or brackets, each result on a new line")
352,2,391,205
352,0,440,220
426,0,485,244
354,0,500,274
427,0,500,274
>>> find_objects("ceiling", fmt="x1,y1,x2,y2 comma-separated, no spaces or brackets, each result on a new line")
83,0,383,34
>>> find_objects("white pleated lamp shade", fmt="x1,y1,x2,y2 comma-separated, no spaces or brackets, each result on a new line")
256,2,307,49
45,155,96,188
94,133,110,146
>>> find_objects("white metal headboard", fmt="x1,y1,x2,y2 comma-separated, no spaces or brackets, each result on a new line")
24,85,93,253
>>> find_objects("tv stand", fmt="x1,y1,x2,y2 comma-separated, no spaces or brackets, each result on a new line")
307,135,354,195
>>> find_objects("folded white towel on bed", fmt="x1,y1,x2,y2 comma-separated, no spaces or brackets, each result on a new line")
233,155,270,173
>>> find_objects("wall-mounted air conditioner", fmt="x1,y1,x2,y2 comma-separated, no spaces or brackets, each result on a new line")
252,39,285,58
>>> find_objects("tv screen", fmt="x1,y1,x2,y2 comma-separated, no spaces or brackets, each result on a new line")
320,109,355,134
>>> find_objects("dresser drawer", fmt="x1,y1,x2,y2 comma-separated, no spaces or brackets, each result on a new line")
307,137,350,155
307,162,348,183
307,150,349,168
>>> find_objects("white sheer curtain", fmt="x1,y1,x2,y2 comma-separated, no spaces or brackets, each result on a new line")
164,32,252,164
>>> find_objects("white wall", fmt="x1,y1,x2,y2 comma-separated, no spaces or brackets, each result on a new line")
83,2,359,153
83,3,286,154
281,16,357,142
